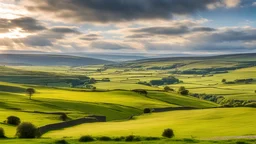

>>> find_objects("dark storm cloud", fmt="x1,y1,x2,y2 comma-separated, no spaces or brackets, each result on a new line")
0,17,46,33
25,0,221,23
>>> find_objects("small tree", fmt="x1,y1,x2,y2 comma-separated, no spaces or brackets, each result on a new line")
164,86,174,92
162,128,174,138
26,88,36,100
0,127,6,138
7,116,21,126
16,122,38,138
178,86,189,95
222,79,226,83
143,108,151,113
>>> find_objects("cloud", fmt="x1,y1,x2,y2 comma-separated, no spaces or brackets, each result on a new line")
90,41,134,50
50,27,80,34
80,34,102,41
22,26,82,47
223,0,240,8
253,2,256,6
196,28,256,42
23,0,237,23
0,17,46,33
126,25,216,39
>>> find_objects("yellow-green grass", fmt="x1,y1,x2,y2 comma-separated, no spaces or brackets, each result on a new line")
169,67,256,100
35,88,172,109
0,109,62,137
45,108,256,139
2,139,256,144
94,82,159,90
0,90,142,121
147,91,219,108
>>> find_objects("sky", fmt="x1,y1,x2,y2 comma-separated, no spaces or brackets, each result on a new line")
0,0,256,55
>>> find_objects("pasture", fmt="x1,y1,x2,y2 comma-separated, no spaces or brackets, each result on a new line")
0,53,255,143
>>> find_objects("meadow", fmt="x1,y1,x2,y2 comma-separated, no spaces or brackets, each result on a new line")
0,53,255,143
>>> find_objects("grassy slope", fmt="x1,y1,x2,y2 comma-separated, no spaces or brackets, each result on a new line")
0,81,218,137
45,108,256,139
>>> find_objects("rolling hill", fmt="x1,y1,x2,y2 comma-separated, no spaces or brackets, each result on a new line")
0,54,112,66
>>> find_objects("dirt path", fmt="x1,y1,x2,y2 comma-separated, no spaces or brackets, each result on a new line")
202,135,256,140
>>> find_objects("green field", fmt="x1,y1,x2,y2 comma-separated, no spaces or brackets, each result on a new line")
0,53,256,143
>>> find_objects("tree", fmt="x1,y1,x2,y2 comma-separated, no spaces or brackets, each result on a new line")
26,88,36,100
143,108,151,113
162,128,174,138
178,86,189,95
164,86,174,92
16,122,38,138
222,79,226,83
89,78,96,84
7,116,21,125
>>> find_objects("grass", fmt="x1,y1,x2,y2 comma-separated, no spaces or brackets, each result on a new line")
0,53,255,143
45,108,256,139
1,138,256,144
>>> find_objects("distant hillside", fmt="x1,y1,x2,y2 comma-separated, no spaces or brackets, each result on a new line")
0,54,113,66
133,53,256,63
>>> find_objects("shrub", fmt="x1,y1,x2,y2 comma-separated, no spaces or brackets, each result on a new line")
179,90,189,95
143,108,151,114
55,139,68,144
145,137,161,141
125,135,135,141
0,127,6,138
134,136,141,141
162,128,174,138
164,86,174,92
178,86,189,95
98,136,112,141
60,113,68,121
7,116,21,125
236,141,247,144
244,102,256,108
16,122,38,138
79,135,94,142
113,136,125,141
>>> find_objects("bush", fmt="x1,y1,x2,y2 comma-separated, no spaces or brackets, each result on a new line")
60,113,68,121
113,136,125,141
79,135,94,142
178,86,189,95
7,116,21,125
98,136,112,141
145,137,161,141
164,86,174,92
162,128,174,138
55,139,68,144
143,108,151,114
125,135,135,142
179,90,189,95
0,127,6,138
16,122,38,138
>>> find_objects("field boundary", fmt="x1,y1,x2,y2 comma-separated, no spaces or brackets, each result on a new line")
38,115,106,136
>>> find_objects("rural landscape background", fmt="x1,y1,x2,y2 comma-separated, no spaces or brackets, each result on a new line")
1,0,256,144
